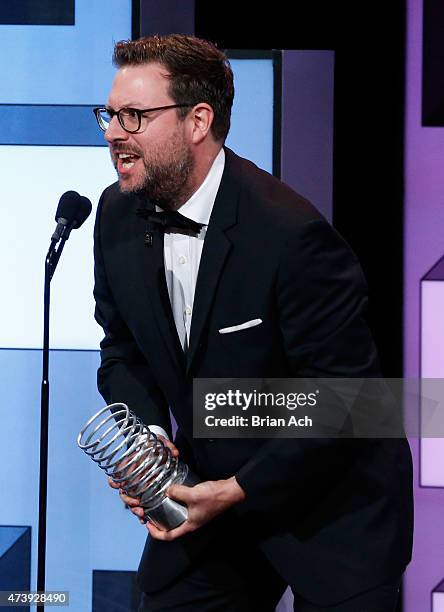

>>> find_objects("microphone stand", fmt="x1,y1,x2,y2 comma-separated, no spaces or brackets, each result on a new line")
38,232,68,602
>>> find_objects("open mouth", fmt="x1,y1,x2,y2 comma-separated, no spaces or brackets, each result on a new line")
117,152,140,171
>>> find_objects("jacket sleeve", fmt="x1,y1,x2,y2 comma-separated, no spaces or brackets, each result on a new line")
93,190,172,437
234,218,380,513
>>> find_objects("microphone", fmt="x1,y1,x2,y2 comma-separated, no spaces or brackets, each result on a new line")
39,189,92,594
51,191,92,243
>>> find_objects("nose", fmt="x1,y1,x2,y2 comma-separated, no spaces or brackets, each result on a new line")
104,115,129,144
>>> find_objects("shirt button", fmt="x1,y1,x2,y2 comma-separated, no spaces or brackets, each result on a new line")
178,255,187,264
185,306,192,316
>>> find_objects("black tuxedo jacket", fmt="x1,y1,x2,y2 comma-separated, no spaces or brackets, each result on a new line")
93,148,413,606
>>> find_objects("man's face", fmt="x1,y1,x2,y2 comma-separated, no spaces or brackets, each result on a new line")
105,63,194,208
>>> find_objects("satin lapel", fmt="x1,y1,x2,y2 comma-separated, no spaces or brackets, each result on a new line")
186,149,240,375
186,226,231,375
132,208,186,375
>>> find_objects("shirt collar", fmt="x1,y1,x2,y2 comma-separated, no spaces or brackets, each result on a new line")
156,148,225,226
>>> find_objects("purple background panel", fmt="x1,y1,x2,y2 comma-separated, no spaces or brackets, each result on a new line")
140,0,195,36
405,0,444,608
277,50,334,612
405,0,444,380
421,282,444,379
421,279,444,491
281,51,334,222
404,441,444,611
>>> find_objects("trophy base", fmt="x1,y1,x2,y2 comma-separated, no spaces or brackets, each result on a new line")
142,468,200,531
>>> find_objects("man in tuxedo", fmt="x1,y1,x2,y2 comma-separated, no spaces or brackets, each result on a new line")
93,34,413,611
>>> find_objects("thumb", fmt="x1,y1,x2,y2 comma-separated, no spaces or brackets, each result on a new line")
166,484,193,504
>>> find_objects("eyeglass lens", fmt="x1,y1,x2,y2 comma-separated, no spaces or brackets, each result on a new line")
97,109,140,132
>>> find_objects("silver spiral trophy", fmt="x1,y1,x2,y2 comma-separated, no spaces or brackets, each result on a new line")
77,402,198,531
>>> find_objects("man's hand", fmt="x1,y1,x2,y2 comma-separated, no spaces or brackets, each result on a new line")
109,434,179,522
146,476,246,541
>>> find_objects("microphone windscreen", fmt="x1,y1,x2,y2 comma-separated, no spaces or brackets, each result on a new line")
76,196,92,228
55,191,92,228
55,191,83,223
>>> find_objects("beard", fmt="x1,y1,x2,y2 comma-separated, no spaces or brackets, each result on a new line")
116,132,194,211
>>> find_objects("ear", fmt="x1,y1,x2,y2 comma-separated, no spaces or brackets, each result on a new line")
188,103,214,144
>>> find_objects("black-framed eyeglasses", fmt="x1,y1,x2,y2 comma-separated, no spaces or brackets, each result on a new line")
93,104,194,134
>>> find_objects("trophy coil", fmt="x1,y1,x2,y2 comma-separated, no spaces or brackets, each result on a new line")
77,402,196,530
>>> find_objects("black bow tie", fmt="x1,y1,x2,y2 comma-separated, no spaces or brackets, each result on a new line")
136,207,205,234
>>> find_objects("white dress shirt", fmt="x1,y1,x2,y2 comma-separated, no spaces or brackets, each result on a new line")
149,148,225,440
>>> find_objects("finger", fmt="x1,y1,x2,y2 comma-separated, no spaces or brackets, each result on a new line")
166,443,179,456
130,506,145,520
119,491,141,507
158,436,179,457
146,519,195,541
146,521,167,539
108,478,120,489
166,484,193,504
166,444,179,457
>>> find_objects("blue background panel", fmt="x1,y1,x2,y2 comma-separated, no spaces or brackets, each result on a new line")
0,525,31,592
227,59,273,174
0,60,274,154
0,350,41,594
0,349,146,610
0,106,105,146
0,145,115,351
0,527,28,558
0,527,31,611
0,0,131,105
0,526,31,597
44,350,146,611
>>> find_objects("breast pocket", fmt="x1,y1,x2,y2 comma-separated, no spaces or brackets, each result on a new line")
218,318,265,354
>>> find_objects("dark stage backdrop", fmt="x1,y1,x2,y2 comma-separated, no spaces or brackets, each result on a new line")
195,1,406,379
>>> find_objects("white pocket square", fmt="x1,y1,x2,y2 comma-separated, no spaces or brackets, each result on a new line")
218,318,263,334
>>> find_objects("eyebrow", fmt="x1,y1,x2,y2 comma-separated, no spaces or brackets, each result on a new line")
105,103,142,111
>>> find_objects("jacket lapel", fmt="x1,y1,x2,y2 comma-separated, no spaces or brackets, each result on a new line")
186,149,240,375
133,200,186,376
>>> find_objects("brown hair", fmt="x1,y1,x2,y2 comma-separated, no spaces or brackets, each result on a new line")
113,34,234,142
